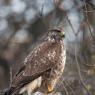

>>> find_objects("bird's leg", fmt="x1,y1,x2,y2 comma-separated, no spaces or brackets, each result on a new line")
47,77,58,93
47,85,53,93
38,70,58,94
46,65,64,94
38,64,64,94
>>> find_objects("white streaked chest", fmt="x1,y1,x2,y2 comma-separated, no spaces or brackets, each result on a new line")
60,44,66,66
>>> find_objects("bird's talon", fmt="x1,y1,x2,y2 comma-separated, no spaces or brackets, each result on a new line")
47,85,53,93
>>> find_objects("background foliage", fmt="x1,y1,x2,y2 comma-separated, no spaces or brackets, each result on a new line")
0,0,95,95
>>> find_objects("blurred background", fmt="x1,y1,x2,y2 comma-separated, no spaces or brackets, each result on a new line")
0,0,95,95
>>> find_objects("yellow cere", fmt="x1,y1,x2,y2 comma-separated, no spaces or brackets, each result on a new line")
59,31,65,37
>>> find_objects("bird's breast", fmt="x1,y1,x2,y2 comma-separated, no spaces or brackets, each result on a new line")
60,44,66,67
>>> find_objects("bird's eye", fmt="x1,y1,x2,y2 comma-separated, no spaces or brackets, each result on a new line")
59,31,65,37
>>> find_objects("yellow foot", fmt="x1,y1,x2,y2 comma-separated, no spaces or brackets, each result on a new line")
47,85,53,93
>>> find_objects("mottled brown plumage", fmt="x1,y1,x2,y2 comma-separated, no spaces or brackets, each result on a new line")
4,28,66,95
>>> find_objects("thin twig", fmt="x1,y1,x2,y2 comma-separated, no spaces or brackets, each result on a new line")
64,12,77,36
74,37,92,95
64,81,76,95
10,67,13,87
82,52,95,67
64,4,92,94
63,82,70,95
83,0,95,40
80,9,95,13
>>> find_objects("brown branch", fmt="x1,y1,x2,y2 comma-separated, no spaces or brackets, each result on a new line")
62,3,93,94
74,40,92,95
64,80,76,95
83,0,95,40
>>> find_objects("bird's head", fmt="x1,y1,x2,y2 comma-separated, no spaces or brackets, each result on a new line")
48,27,65,42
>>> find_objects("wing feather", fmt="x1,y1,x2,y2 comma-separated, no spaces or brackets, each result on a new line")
12,41,55,88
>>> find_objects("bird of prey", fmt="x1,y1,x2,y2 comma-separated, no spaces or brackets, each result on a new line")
4,27,66,95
